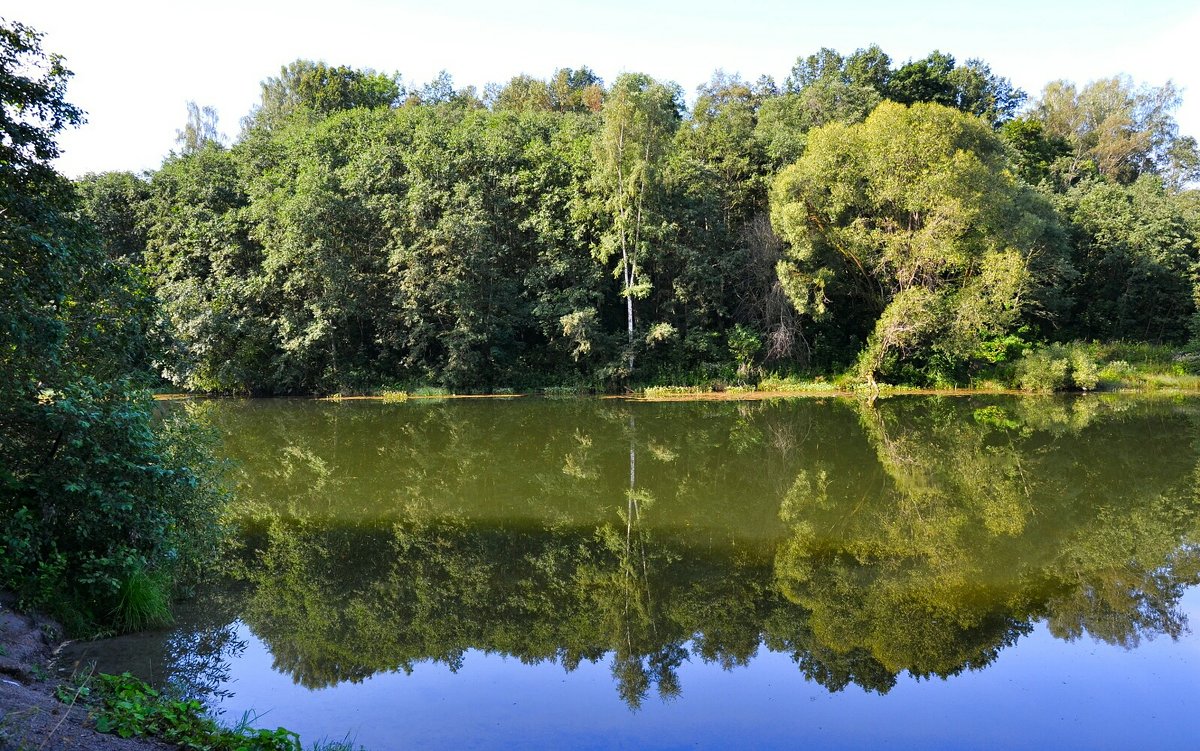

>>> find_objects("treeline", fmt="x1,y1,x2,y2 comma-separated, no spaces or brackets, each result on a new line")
78,48,1200,393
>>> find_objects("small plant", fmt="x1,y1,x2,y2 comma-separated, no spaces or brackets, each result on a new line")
1012,343,1101,392
379,389,409,404
88,672,302,750
643,385,710,398
410,386,450,397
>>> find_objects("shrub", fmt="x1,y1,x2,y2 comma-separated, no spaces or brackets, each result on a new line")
0,381,229,633
1012,343,1101,392
89,672,300,750
727,325,763,378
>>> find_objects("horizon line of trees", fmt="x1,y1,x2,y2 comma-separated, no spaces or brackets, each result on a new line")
73,46,1200,393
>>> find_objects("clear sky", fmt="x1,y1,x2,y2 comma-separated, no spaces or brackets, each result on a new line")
10,0,1200,177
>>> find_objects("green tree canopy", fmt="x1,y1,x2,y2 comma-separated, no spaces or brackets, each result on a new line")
244,59,402,132
770,101,1070,384
1031,76,1199,186
1058,176,1200,342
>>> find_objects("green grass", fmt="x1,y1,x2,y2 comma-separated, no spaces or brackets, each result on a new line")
756,375,841,393
542,385,589,398
410,386,450,397
111,566,172,632
642,385,711,397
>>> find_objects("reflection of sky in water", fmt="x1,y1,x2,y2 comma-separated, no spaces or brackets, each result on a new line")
213,588,1200,750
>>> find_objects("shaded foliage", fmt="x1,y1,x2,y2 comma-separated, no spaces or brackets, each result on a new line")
0,17,228,632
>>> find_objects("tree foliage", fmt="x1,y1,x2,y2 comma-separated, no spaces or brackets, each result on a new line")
47,39,1200,392
0,17,227,631
244,59,401,132
1057,176,1200,343
595,73,681,373
770,102,1070,384
1031,76,1199,186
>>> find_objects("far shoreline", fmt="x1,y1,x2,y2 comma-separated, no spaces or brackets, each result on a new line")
153,384,1200,403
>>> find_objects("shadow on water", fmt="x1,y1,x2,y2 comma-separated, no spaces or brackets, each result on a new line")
63,395,1200,710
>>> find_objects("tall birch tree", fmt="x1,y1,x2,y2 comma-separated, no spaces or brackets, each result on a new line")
596,73,679,373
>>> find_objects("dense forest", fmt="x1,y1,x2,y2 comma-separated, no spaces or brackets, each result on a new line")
69,45,1200,393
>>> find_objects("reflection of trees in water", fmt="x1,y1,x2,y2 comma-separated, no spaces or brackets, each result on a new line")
176,396,1200,705
587,411,686,708
161,618,245,704
773,396,1200,690
61,581,246,706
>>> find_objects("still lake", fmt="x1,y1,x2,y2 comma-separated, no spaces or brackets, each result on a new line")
66,395,1200,749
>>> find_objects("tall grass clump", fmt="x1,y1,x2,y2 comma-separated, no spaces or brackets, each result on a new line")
111,563,172,631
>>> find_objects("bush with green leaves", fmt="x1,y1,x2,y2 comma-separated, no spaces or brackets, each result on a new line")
0,18,230,633
1012,343,1100,392
89,672,300,750
0,381,229,632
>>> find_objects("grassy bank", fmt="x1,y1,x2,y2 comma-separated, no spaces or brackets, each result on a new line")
151,342,1200,403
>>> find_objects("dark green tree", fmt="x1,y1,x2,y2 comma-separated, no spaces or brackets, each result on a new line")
1058,176,1200,343
0,18,227,631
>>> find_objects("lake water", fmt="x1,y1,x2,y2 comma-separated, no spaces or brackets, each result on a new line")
65,395,1200,749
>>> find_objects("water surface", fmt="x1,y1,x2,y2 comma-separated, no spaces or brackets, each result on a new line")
67,395,1200,748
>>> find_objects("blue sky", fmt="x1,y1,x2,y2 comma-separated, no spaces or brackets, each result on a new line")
11,0,1200,176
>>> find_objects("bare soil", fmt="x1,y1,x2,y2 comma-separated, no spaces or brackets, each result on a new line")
0,593,170,751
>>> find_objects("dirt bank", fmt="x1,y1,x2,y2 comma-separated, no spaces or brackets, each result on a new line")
0,594,169,751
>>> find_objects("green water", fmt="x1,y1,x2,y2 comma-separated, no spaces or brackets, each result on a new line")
71,395,1200,748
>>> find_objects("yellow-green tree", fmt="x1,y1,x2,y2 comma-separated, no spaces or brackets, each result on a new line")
770,101,1070,385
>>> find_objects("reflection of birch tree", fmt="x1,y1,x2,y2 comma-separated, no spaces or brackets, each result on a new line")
586,410,686,708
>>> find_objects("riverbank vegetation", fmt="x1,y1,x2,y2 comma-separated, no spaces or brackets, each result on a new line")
0,18,229,636
66,48,1199,396
2,13,1199,631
